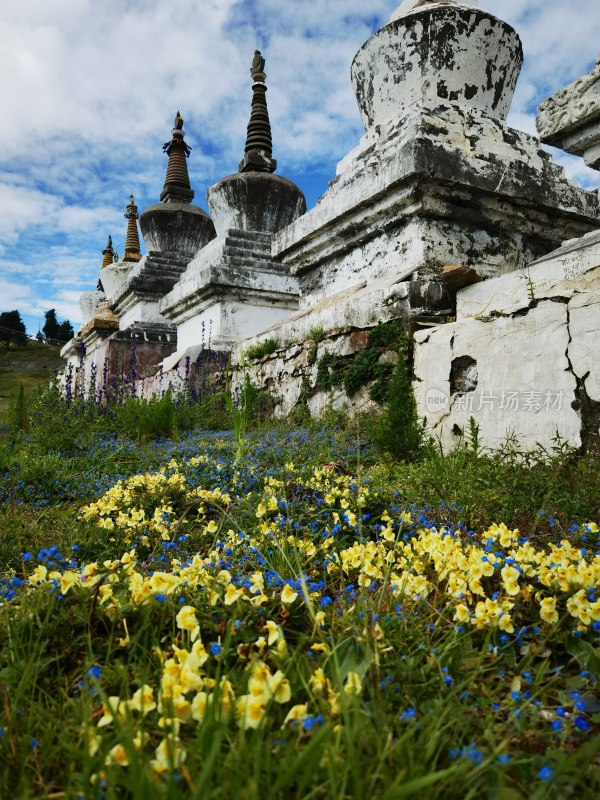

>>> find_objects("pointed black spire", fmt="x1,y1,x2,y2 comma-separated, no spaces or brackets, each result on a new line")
239,50,277,173
160,111,194,202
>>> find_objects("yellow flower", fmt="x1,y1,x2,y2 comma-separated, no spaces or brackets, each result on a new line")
309,668,327,694
265,620,280,646
453,604,470,623
586,522,599,533
29,565,47,585
344,671,362,696
85,727,100,756
97,696,126,728
129,685,156,715
150,736,187,773
268,671,291,704
540,596,559,624
105,744,129,767
281,584,298,604
176,605,200,642
224,584,243,605
60,571,79,595
283,704,308,725
191,691,209,722
236,695,266,729
498,614,514,634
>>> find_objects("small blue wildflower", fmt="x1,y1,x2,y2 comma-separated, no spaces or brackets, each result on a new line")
550,719,562,731
87,666,102,680
401,707,417,721
574,716,590,732
303,714,324,730
497,754,511,765
210,642,221,656
154,593,166,603
538,766,555,781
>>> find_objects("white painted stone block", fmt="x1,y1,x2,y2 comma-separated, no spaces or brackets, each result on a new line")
79,291,104,322
101,261,136,299
414,301,582,450
457,237,600,319
120,301,167,330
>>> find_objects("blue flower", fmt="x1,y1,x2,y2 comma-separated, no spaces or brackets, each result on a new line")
574,716,590,732
303,714,324,730
497,754,511,765
538,766,554,781
210,642,221,656
87,666,102,680
401,707,417,721
550,719,562,731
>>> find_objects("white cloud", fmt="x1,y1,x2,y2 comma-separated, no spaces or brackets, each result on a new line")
1,0,600,333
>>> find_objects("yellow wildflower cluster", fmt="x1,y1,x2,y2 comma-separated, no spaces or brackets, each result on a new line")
80,462,232,544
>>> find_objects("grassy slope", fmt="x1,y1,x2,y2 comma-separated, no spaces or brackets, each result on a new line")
0,339,62,420
1,419,600,798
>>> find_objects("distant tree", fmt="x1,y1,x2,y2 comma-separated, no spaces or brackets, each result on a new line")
43,309,60,342
42,309,74,344
36,331,44,342
57,320,74,343
0,310,27,346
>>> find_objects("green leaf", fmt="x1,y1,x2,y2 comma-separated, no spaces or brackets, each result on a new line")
565,634,600,673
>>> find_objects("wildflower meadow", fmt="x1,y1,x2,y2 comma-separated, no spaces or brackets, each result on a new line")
1,373,600,799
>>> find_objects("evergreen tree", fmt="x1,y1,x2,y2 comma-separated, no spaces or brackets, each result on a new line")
43,309,60,342
0,310,27,346
374,346,425,462
43,309,74,343
57,320,74,343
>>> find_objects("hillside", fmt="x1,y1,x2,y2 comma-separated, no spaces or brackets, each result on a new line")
0,339,63,420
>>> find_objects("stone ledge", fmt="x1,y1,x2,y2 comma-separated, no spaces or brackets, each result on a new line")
273,107,599,275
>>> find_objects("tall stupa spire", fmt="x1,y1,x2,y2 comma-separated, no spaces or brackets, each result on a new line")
239,51,277,173
101,235,117,268
123,194,142,262
160,111,195,203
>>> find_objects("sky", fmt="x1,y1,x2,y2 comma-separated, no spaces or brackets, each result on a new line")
1,0,599,335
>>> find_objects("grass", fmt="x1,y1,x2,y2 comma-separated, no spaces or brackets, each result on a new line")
1,398,600,798
0,339,62,419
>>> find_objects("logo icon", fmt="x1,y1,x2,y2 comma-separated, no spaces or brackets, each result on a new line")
426,388,449,413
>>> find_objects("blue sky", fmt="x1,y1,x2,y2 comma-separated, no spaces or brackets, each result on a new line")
1,0,599,336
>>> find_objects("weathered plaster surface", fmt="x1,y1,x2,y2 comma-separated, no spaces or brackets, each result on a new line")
353,6,521,129
457,232,600,318
160,229,300,350
414,271,600,451
273,105,599,311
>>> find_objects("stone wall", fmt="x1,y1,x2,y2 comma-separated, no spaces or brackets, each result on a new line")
230,317,408,421
413,233,600,452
